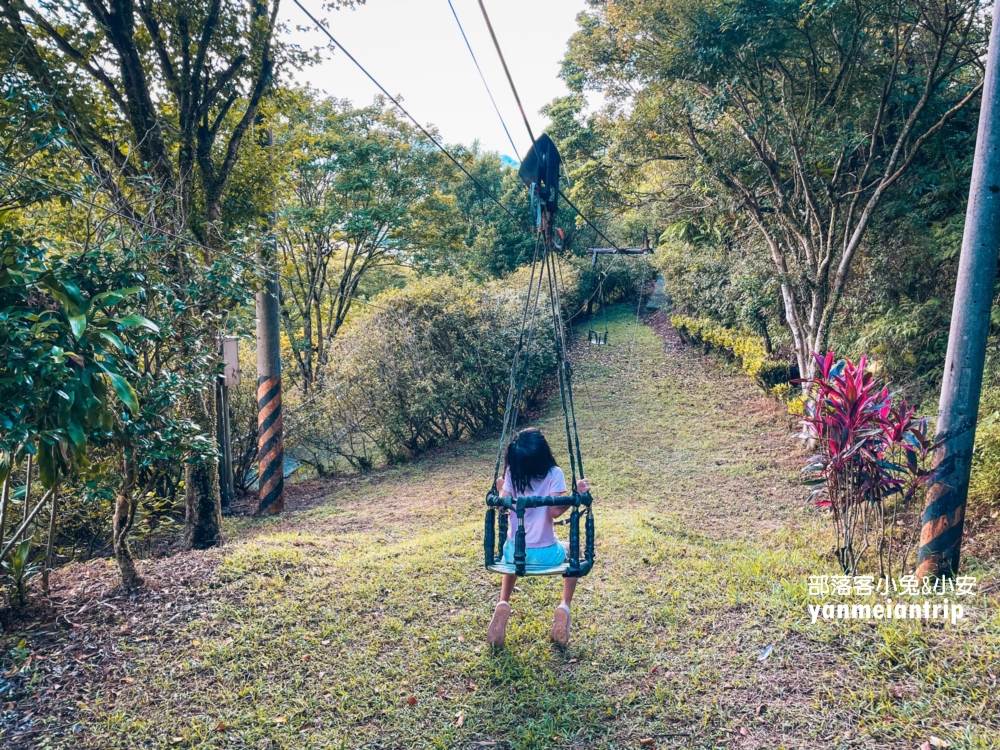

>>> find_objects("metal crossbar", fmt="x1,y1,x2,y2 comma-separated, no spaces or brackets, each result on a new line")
484,491,594,578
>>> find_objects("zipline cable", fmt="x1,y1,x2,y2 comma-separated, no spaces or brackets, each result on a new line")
474,0,539,150
445,0,519,157
557,187,623,253
474,0,624,254
470,0,627,432
292,0,524,228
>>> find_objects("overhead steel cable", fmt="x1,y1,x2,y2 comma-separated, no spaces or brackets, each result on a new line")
292,0,524,228
474,0,540,150
474,0,625,254
445,0,519,157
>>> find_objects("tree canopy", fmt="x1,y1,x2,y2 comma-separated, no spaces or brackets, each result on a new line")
562,0,987,379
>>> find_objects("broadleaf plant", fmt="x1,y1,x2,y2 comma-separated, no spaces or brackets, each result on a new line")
797,352,937,576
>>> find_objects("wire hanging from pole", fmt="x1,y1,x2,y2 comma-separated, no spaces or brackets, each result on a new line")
293,0,524,227
446,0,520,157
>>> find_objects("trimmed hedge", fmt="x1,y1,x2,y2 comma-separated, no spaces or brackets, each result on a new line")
671,315,796,394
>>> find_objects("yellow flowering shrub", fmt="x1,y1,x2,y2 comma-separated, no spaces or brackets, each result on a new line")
671,315,794,397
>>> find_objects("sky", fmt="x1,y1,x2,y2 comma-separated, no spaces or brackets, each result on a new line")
282,0,589,161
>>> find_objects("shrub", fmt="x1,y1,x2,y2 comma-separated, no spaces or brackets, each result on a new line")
2,540,41,608
671,315,795,395
969,382,1000,508
844,297,949,405
797,352,935,576
285,268,579,473
569,253,656,315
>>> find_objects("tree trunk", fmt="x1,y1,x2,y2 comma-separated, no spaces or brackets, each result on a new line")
181,195,227,546
759,310,773,355
0,472,9,549
183,388,224,549
113,447,143,590
41,482,58,594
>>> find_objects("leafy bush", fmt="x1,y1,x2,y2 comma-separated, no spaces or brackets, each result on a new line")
653,224,783,346
2,540,40,607
969,380,1000,509
0,229,150,487
655,232,738,324
285,267,579,474
843,297,950,405
797,352,935,576
671,315,796,394
1,222,224,588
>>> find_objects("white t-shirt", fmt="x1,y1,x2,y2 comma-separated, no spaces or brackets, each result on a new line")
503,466,567,548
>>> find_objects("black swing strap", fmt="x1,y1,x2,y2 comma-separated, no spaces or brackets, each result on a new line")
543,248,585,486
491,232,546,490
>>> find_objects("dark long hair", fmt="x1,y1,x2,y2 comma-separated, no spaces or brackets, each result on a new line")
505,428,558,496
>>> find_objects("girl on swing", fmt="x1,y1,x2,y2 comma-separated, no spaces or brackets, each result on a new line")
487,428,590,647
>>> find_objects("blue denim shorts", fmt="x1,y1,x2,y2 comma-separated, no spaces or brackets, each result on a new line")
502,540,567,568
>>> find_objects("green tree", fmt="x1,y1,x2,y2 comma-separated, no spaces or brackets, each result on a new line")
276,95,460,391
450,148,536,279
0,0,354,547
0,227,159,587
563,0,986,379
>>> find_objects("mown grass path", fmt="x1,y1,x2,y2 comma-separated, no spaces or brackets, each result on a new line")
6,307,1000,749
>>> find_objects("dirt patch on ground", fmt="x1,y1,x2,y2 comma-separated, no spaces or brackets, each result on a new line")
0,548,219,746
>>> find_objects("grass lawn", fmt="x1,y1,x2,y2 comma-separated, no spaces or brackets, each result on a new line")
3,306,999,749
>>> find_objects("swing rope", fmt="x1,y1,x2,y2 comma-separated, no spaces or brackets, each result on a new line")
544,248,585,486
599,282,609,337
491,229,584,490
484,219,594,579
490,232,547,491
588,276,609,345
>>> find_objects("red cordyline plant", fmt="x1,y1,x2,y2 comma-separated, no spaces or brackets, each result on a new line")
798,352,937,576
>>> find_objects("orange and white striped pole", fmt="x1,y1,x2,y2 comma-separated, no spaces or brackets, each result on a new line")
256,126,284,516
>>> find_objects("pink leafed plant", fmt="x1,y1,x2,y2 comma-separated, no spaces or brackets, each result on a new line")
798,352,936,576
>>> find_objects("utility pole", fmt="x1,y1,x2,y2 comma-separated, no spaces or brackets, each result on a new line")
217,336,239,512
916,11,1000,579
256,126,284,515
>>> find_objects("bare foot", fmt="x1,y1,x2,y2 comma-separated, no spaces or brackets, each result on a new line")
487,602,511,647
550,605,571,646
